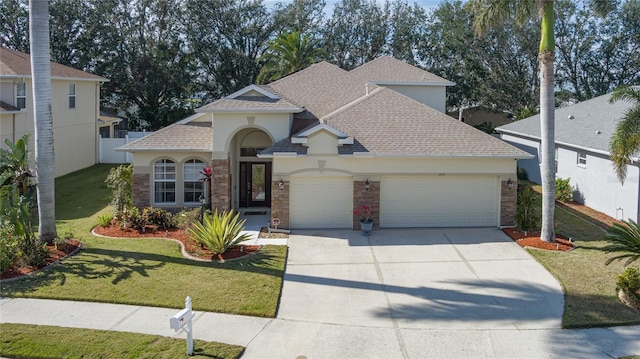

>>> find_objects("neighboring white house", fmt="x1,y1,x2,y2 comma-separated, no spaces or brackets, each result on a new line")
0,47,108,177
118,56,531,229
496,93,638,221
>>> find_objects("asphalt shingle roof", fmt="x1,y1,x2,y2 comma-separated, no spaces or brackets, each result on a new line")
117,121,212,152
350,56,454,84
197,95,301,112
496,93,633,154
0,47,107,81
263,61,373,119
322,88,530,157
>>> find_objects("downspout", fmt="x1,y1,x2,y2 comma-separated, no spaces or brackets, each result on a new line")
95,82,100,164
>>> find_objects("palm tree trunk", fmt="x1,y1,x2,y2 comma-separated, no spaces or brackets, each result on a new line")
539,1,556,242
29,0,57,243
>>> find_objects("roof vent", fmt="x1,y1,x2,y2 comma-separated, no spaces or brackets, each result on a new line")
568,115,575,120
365,83,369,95
595,130,602,135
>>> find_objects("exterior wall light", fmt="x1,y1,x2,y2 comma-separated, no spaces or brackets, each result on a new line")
507,178,514,190
279,179,285,191
364,179,370,191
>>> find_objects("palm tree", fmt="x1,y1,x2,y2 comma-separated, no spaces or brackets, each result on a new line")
257,31,324,84
29,0,57,243
609,86,640,184
469,0,556,242
604,219,640,266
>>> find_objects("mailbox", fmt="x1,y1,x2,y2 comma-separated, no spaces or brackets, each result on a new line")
170,307,193,330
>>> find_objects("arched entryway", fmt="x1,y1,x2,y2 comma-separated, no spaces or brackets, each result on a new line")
230,128,273,209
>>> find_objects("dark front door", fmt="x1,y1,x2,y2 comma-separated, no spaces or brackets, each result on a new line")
239,162,271,208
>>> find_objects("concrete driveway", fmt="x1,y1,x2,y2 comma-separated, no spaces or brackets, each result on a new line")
243,228,574,358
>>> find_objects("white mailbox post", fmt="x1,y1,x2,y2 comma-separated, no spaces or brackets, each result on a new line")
170,296,195,355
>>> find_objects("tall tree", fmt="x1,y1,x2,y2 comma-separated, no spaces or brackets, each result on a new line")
469,0,557,242
257,31,324,84
324,0,390,70
272,0,326,34
185,0,274,100
28,0,57,242
609,86,640,183
0,0,29,52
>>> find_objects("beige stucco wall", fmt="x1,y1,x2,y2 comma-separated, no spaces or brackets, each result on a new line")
0,78,100,177
306,130,339,155
382,84,447,113
208,112,292,155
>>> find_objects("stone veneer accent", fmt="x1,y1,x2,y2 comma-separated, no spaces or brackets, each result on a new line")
271,180,290,229
500,179,517,226
211,159,231,211
353,180,380,230
132,173,150,208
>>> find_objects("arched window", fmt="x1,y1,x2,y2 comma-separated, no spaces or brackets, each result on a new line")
184,159,206,203
154,159,176,203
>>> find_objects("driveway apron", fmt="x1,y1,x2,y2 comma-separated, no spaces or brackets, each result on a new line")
242,228,569,359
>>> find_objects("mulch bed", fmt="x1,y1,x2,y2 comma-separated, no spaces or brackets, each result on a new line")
92,223,261,261
1,239,82,280
502,228,574,251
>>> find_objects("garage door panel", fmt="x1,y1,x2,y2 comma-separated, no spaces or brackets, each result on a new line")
381,176,498,228
290,177,353,229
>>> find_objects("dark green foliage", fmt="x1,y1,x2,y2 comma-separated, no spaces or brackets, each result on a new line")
515,186,540,232
604,219,640,266
473,121,497,134
174,208,203,230
555,177,573,202
517,167,529,181
616,266,640,308
119,206,145,230
142,207,175,230
188,209,252,255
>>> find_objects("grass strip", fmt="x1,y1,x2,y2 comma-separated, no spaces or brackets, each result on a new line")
0,323,243,359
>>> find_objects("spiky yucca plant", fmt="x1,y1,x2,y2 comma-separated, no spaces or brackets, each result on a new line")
604,219,640,266
188,209,252,257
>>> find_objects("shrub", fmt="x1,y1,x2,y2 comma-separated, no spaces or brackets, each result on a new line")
555,177,573,202
604,219,640,266
105,164,133,214
120,206,145,230
188,209,252,256
174,208,202,230
142,207,174,229
0,220,18,273
515,186,540,232
616,266,640,308
517,167,529,181
97,214,113,227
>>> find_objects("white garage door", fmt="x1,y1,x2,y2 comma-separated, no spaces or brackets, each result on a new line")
290,176,353,229
380,176,499,228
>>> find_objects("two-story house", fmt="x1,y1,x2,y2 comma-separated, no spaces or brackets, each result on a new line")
0,47,107,177
119,56,531,230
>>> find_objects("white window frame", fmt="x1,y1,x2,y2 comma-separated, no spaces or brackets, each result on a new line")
16,82,26,109
153,159,176,204
68,83,76,109
577,151,587,167
183,159,206,204
555,147,558,174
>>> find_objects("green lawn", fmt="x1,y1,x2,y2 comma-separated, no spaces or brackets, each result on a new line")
527,184,640,328
0,323,244,359
1,165,287,317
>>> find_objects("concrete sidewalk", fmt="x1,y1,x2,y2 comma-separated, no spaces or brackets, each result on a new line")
2,297,639,358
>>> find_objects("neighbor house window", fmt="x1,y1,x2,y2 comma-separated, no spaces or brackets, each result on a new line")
68,84,76,108
183,159,206,203
16,83,26,109
577,151,587,167
154,159,176,203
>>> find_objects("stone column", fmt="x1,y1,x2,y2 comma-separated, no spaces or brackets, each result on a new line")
271,180,290,229
211,158,231,212
132,173,150,208
353,180,380,230
500,179,517,226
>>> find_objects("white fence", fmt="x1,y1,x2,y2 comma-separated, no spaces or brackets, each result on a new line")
98,131,152,164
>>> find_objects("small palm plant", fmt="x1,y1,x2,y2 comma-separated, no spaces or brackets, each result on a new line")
604,219,640,266
188,209,252,260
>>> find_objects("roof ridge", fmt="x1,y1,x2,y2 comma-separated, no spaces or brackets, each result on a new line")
319,86,386,122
